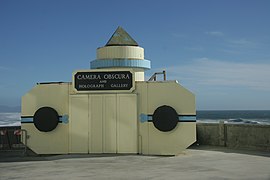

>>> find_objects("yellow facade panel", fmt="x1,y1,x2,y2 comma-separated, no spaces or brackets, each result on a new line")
135,82,149,154
21,83,69,116
103,95,117,153
69,95,88,153
117,94,137,153
147,81,195,115
89,95,103,153
23,124,69,154
148,123,196,155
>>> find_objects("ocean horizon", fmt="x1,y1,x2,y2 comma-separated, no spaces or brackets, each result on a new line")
0,110,270,127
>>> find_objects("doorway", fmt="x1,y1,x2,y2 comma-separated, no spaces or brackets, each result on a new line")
69,94,137,153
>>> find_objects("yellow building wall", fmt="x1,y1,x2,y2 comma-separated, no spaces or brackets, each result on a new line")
117,94,137,153
147,81,195,115
21,83,69,154
136,81,196,155
21,83,69,116
21,80,195,155
69,94,88,153
69,94,137,154
102,94,117,153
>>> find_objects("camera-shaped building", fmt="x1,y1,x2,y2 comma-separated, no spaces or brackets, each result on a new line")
21,27,196,155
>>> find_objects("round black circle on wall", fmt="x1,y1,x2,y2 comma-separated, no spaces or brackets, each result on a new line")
33,107,59,132
152,105,178,132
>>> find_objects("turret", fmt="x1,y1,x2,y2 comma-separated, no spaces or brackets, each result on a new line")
90,27,151,81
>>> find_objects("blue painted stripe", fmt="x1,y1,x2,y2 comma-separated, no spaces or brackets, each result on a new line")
21,118,33,123
139,114,148,123
139,114,196,123
179,116,197,121
90,59,151,70
59,115,69,124
21,115,69,124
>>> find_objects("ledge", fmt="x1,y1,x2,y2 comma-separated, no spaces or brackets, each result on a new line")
90,59,151,70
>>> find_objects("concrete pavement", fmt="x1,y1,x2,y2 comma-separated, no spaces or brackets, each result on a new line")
0,146,270,180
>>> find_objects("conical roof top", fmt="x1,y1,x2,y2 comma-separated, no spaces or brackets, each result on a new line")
106,26,138,46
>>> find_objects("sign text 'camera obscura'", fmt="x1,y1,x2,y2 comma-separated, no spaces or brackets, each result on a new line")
74,71,133,91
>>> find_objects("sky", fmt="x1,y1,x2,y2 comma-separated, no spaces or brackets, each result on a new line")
0,0,270,110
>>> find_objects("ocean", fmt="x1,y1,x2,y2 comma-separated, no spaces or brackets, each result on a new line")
0,113,21,127
197,110,270,124
0,110,270,127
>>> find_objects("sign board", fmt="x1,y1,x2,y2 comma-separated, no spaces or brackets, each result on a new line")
73,70,134,93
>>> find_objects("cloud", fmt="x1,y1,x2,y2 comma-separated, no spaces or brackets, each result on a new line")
205,31,224,36
204,31,258,50
227,38,258,48
165,58,270,91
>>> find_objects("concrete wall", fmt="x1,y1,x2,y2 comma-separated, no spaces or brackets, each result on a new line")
197,122,270,151
2,123,270,152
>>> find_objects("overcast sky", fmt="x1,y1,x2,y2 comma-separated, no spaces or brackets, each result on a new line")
1,0,270,110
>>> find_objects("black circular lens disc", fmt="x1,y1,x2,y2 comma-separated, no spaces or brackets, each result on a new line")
33,107,59,132
152,105,178,132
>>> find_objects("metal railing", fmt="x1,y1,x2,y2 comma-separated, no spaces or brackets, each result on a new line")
0,128,28,155
148,70,166,81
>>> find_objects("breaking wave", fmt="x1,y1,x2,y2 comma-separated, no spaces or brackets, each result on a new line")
0,113,21,127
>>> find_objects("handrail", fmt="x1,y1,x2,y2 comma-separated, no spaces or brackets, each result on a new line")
148,70,166,81
20,129,28,155
0,128,28,155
